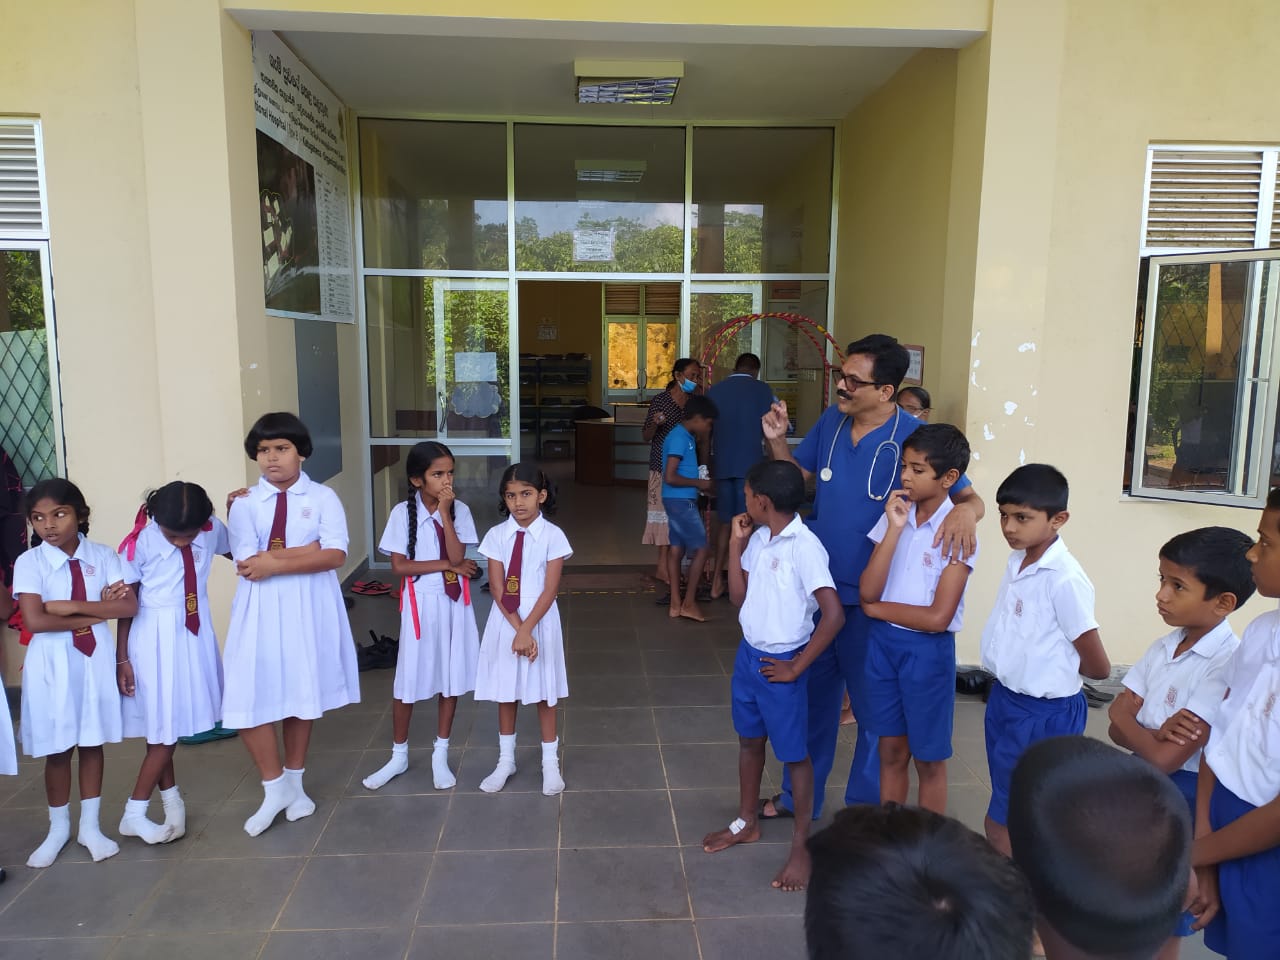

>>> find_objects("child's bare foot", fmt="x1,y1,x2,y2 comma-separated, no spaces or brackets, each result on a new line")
703,817,759,852
669,604,683,619
771,845,811,891
839,707,856,726
709,578,726,600
679,602,707,622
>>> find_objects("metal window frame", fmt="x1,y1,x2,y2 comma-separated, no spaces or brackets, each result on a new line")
354,114,840,568
1130,248,1280,507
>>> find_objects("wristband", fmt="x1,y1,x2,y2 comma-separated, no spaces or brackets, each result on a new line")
117,658,129,665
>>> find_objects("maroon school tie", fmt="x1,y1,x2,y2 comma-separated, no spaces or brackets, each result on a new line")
434,518,462,601
501,530,525,613
268,492,287,551
67,558,96,657
181,544,199,635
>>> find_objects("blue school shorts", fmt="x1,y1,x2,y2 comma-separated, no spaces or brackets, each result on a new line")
731,639,809,763
715,477,747,523
1168,769,1199,938
663,497,707,551
984,681,1087,825
863,620,955,762
1204,781,1280,957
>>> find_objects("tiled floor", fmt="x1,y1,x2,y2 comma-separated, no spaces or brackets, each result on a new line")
0,588,1214,959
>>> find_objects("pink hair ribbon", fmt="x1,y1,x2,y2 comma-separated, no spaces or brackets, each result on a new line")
118,504,149,560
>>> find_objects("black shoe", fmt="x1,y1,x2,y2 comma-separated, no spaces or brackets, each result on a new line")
1083,682,1116,708
653,592,671,606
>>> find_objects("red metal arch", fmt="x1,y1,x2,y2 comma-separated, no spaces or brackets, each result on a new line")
698,312,845,405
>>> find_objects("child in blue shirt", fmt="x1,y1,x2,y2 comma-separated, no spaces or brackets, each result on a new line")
661,394,717,623
859,424,976,815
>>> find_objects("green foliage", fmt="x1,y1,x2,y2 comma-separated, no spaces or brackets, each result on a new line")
2,252,45,331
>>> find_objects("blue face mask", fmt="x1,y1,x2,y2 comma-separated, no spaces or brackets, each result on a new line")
680,378,697,394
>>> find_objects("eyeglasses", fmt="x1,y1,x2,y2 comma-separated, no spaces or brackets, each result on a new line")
900,404,930,415
832,371,881,391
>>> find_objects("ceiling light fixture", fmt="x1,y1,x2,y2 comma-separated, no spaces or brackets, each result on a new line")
575,59,684,105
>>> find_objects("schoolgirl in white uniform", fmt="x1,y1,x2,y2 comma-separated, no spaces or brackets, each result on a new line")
362,441,480,792
223,412,360,837
474,463,571,796
116,481,230,845
13,478,137,867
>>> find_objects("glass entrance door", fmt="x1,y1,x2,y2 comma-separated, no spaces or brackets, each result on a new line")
691,282,763,380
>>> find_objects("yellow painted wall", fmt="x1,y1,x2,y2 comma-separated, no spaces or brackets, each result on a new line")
517,281,604,407
834,50,960,421
957,0,1280,665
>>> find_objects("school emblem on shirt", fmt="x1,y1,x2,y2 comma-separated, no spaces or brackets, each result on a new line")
186,593,198,615
1014,598,1023,617
301,508,313,519
1165,685,1178,709
83,563,96,576
922,553,934,569
444,570,459,584
1265,692,1277,721
771,558,780,571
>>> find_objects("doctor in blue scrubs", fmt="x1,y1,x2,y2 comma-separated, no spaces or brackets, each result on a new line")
759,334,983,818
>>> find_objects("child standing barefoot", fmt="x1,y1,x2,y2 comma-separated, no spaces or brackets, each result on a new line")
116,482,230,844
362,442,480,791
13,479,137,866
223,413,360,836
474,464,571,796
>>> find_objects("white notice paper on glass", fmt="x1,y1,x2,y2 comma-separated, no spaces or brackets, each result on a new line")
573,228,615,262
455,352,498,382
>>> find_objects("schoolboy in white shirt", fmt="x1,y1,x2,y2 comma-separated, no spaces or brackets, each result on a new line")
701,460,843,894
980,464,1111,862
859,424,976,815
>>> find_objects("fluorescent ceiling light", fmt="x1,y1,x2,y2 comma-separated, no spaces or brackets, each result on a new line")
575,59,684,105
576,159,647,183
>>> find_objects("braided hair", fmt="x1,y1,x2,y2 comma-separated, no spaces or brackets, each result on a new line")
24,478,91,542
405,441,456,580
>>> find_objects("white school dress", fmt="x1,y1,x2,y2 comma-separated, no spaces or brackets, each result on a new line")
0,683,16,775
474,514,572,706
119,519,229,744
222,472,360,728
379,494,481,702
11,536,126,757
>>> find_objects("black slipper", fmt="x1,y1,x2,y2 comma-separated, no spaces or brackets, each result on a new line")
758,794,794,820
1084,683,1116,708
653,592,672,606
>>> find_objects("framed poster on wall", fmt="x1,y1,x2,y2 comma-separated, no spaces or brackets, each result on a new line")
902,344,925,386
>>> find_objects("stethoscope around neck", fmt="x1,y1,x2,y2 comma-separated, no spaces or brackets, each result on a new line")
818,406,902,502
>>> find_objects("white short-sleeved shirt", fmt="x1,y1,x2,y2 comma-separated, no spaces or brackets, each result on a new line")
380,495,477,560
478,514,573,615
13,536,127,645
229,472,348,562
1204,606,1280,807
1123,621,1240,774
980,537,1099,698
120,519,230,606
739,515,836,654
867,497,976,633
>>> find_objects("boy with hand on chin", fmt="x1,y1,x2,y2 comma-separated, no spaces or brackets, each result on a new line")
702,460,843,892
859,424,976,815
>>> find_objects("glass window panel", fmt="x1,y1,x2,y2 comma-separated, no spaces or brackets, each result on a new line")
607,321,640,393
692,291,755,375
692,128,834,274
645,321,677,391
360,119,508,270
441,285,511,441
366,275,437,438
0,249,58,484
515,124,685,273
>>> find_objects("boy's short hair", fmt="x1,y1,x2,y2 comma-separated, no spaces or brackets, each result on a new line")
1159,526,1256,605
846,334,910,390
902,423,970,478
682,395,719,422
734,352,762,373
1008,736,1191,960
996,463,1069,516
244,411,314,459
745,460,806,514
1267,486,1280,511
806,804,1034,960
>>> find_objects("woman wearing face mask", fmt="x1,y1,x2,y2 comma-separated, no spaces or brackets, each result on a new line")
642,358,702,598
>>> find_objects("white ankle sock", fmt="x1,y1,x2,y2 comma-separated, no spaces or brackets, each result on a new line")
541,738,565,796
77,796,120,862
431,737,455,790
362,742,410,791
283,767,315,821
479,733,517,793
160,785,186,840
244,774,297,837
119,797,175,844
27,804,71,868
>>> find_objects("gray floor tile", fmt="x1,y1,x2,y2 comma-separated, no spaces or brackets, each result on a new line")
165,752,257,805
662,743,756,789
683,839,806,918
557,847,690,921
109,801,219,863
560,707,656,745
557,920,700,960
565,627,640,650
299,712,383,753
563,744,667,791
649,676,732,707
566,649,645,675
278,853,430,929
439,792,560,851
1,939,118,960
559,790,677,848
409,922,554,960
346,747,458,797
261,928,412,960
643,649,725,676
696,915,806,960
129,857,302,934
465,704,559,744
419,851,556,924
453,747,551,794
670,789,753,848
110,932,267,960
315,795,448,855
654,706,737,743
562,676,654,709
185,799,333,859
946,781,993,834
3,860,172,937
